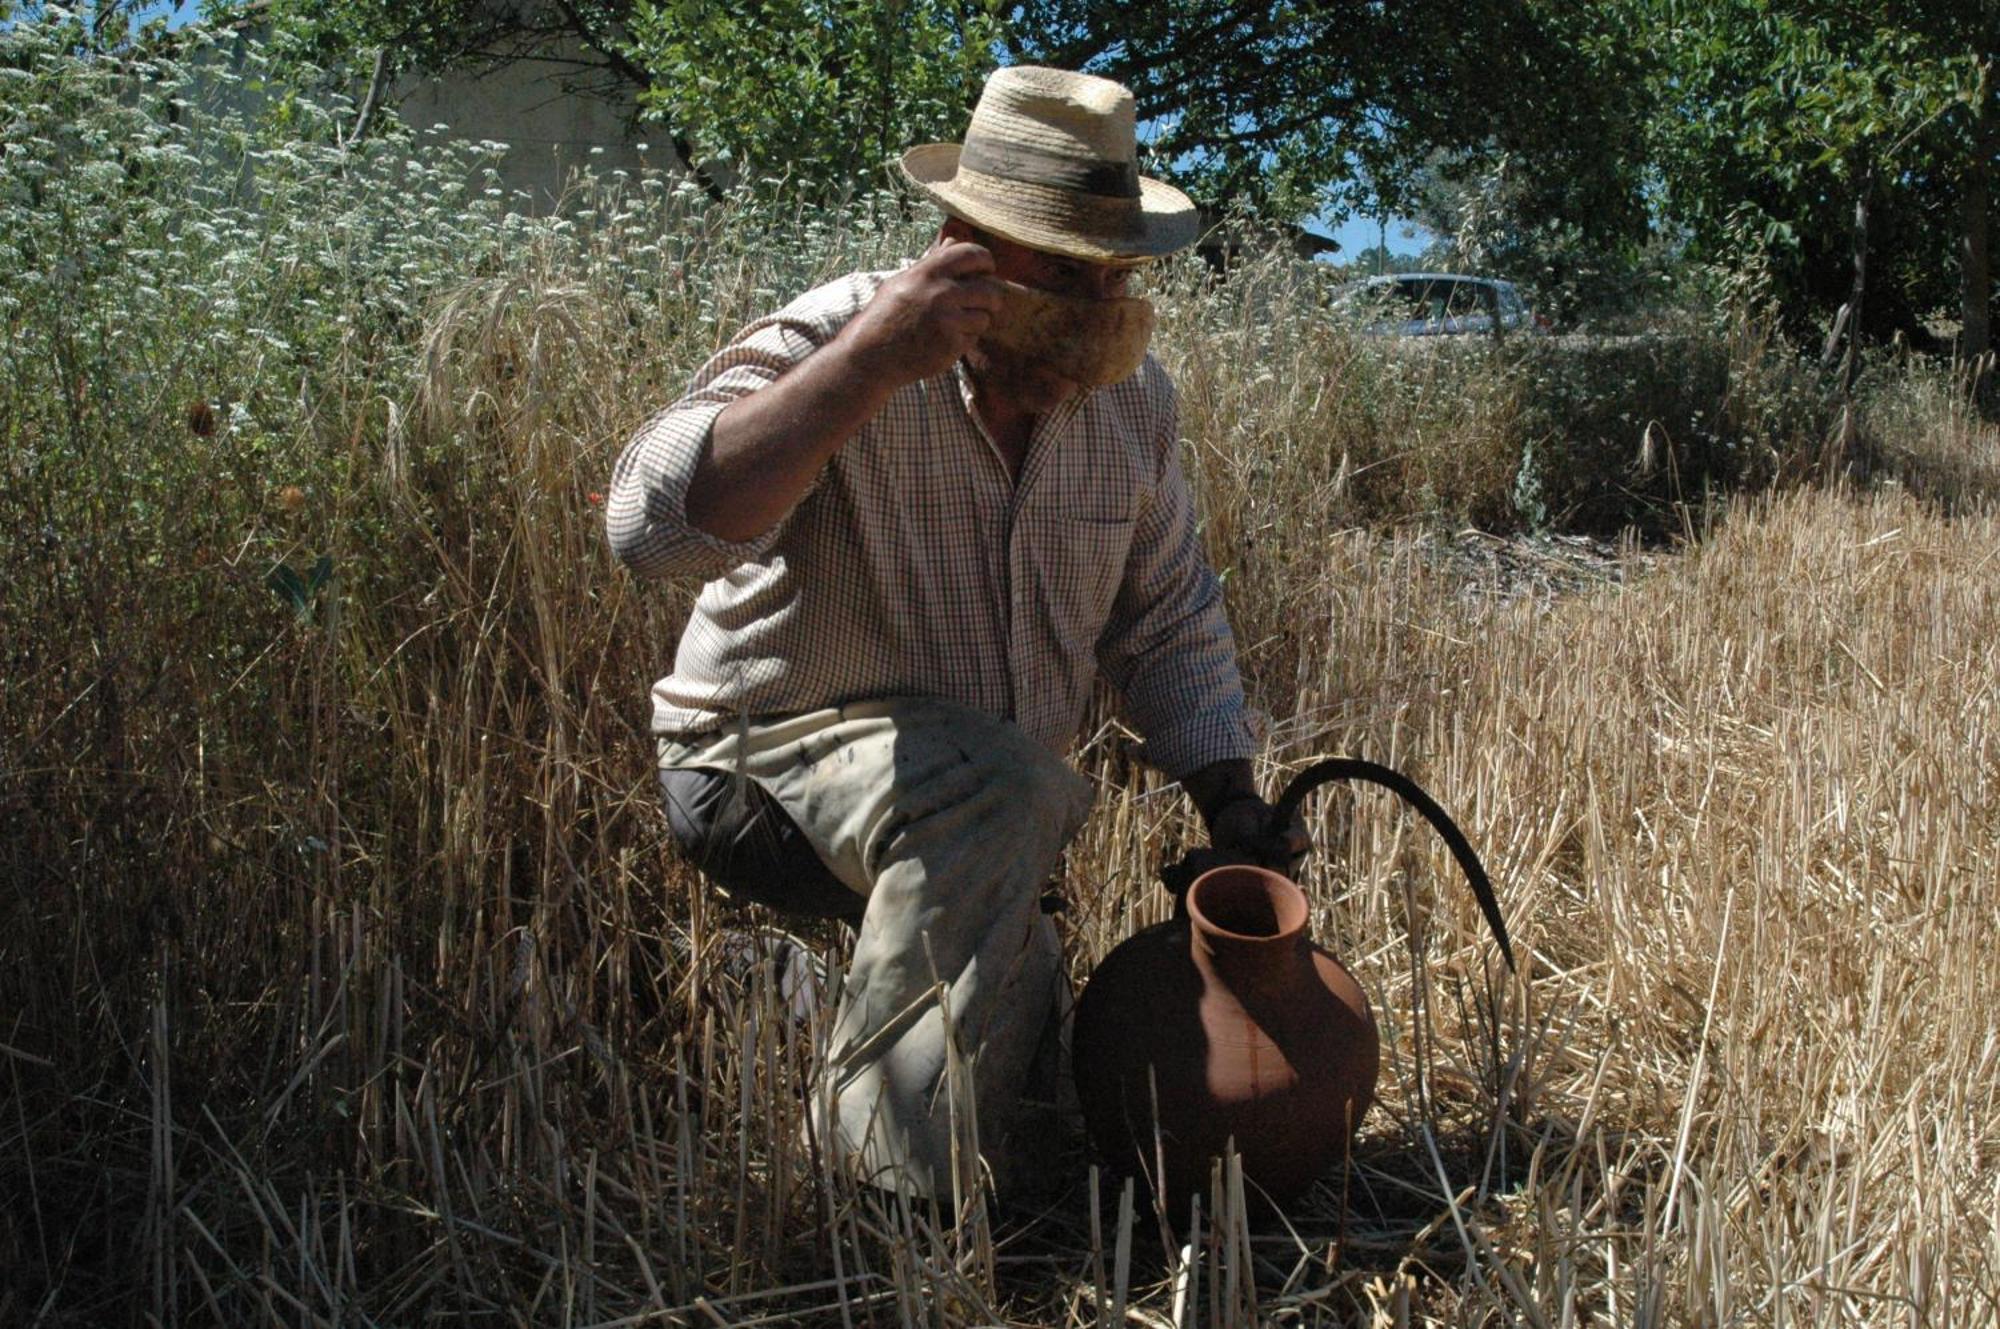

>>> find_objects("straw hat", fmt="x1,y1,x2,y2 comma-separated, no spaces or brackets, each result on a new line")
898,66,1198,265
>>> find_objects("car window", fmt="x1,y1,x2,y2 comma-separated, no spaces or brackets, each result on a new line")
1390,279,1438,320
1341,277,1519,332
1442,281,1491,318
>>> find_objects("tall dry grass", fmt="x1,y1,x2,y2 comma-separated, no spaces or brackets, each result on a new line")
5,44,2000,1315
11,263,2000,1324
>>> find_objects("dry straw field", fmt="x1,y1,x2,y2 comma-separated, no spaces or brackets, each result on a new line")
4,46,2000,1320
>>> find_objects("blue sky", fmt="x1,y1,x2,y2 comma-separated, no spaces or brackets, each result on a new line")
137,0,200,27
1323,213,1430,260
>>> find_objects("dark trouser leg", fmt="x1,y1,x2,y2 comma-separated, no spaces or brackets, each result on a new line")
657,766,864,923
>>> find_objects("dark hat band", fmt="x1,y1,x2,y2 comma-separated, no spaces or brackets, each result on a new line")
958,134,1141,200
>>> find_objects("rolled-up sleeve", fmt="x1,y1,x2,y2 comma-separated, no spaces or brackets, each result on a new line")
1095,380,1258,778
606,318,826,580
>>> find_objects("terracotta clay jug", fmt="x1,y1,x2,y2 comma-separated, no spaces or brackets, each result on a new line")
1071,759,1513,1209
1072,862,1378,1205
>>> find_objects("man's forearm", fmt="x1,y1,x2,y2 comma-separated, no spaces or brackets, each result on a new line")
685,238,1002,543
685,329,897,543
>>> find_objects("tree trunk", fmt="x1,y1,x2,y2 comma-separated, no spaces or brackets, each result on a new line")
1814,159,1874,476
549,0,731,203
1962,60,1993,401
1846,171,1870,396
345,48,391,151
1823,159,1873,401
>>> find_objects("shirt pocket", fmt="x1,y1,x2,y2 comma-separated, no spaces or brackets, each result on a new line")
1043,514,1136,652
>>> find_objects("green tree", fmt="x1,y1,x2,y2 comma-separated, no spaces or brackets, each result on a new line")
1636,0,1993,376
625,0,1002,192
248,0,999,200
1004,0,1650,234
247,0,1652,239
1400,147,1672,325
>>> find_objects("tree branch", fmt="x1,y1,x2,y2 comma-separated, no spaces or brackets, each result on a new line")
343,46,390,150
545,0,727,201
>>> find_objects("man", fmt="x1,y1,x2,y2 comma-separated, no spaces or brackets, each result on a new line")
606,65,1298,1198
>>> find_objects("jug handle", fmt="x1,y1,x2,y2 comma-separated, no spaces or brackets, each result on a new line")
1160,758,1514,970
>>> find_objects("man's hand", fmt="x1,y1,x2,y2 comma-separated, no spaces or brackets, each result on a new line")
689,240,1000,543
839,239,1003,387
1181,758,1311,875
1208,793,1310,875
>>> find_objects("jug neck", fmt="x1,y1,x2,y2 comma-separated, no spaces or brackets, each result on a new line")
1186,865,1312,991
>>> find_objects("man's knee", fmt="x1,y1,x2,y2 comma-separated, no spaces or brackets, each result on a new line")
860,742,1090,900
895,700,1092,826
962,754,1090,844
657,766,863,921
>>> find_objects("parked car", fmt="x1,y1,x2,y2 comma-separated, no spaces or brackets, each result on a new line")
1333,273,1550,338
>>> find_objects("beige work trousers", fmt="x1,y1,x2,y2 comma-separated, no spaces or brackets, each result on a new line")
661,697,1095,1198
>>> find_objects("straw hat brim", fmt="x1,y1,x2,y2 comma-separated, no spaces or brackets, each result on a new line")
898,143,1198,265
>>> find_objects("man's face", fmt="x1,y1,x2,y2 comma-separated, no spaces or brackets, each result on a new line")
941,220,1144,411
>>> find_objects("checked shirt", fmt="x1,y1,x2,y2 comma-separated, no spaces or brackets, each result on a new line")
605,268,1256,779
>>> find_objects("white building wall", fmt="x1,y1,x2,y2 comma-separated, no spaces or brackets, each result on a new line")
390,41,668,211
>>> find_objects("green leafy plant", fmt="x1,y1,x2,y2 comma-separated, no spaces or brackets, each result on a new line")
265,553,333,620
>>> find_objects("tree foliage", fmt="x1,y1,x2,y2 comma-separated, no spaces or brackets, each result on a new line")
247,0,999,196
220,0,1999,349
244,0,1651,233
626,0,1001,189
1002,0,1649,232
1634,0,1995,346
